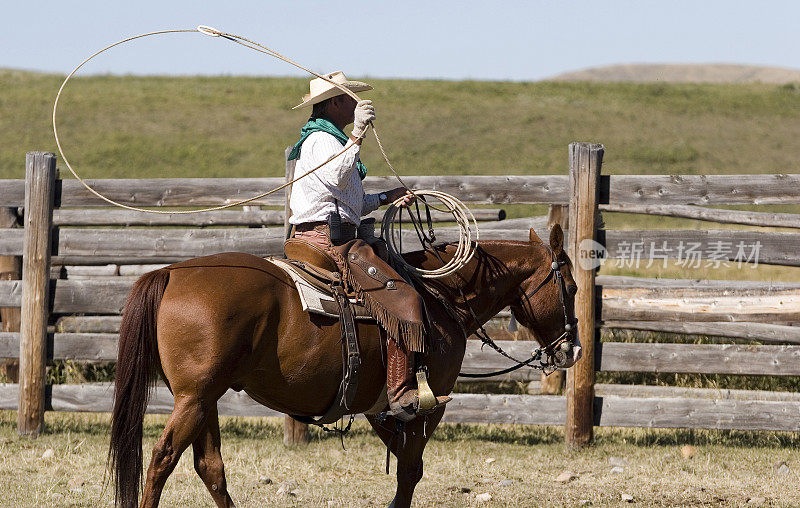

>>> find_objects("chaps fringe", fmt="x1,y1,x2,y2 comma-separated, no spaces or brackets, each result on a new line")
330,246,426,353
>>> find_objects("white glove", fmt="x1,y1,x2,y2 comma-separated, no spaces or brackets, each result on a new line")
351,100,375,139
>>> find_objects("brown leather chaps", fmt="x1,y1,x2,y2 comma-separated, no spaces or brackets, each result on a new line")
331,239,427,354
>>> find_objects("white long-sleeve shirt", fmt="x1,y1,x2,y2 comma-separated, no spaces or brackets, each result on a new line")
289,131,381,226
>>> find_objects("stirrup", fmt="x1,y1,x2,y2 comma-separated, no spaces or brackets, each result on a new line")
385,391,452,422
415,367,438,411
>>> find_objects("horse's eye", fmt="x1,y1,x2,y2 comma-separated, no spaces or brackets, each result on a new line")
567,285,578,296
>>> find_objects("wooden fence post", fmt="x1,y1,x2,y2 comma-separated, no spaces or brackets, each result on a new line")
1,207,22,382
565,142,603,446
18,152,57,437
282,146,309,445
540,204,569,395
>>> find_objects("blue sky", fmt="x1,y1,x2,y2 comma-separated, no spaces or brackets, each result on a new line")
4,1,800,81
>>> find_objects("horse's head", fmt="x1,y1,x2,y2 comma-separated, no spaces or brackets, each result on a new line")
509,225,582,370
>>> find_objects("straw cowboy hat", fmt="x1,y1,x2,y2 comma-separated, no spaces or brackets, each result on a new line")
292,71,373,109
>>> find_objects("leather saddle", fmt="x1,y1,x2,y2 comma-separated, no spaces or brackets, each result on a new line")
270,241,375,321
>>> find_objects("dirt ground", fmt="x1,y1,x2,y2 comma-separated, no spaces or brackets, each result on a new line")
1,411,798,507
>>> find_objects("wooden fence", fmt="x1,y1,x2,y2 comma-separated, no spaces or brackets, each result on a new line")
1,145,800,441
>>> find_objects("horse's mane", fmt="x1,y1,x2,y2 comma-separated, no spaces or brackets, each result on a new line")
400,242,515,305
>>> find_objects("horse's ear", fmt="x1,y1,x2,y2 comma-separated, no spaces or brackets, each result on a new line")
529,228,543,244
549,223,564,254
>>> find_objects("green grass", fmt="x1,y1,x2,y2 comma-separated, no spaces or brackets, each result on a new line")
2,69,800,179
1,411,798,507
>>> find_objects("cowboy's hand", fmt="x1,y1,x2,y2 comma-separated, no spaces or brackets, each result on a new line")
385,187,416,207
352,100,375,139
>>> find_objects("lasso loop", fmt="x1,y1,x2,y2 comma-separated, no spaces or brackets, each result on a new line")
53,25,478,275
382,191,478,278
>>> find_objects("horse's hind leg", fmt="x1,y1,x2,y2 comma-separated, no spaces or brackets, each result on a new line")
192,406,235,507
140,396,207,508
368,410,444,508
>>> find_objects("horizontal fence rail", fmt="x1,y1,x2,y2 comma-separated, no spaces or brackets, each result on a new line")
601,203,800,229
3,174,800,208
51,207,507,227
0,383,798,432
3,336,799,378
2,227,799,266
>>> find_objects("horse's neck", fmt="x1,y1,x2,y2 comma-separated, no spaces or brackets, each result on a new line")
416,241,542,337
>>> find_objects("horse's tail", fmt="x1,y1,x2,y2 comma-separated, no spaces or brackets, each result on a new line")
109,268,170,507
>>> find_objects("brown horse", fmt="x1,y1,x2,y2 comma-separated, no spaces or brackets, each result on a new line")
109,225,580,508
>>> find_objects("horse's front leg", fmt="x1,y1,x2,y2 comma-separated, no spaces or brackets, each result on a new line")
368,408,445,508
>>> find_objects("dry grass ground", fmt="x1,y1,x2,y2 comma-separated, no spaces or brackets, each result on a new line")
1,411,798,507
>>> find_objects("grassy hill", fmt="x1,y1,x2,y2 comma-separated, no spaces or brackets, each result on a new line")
553,63,800,84
2,69,800,180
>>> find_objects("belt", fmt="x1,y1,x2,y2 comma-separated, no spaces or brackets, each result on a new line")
295,221,357,242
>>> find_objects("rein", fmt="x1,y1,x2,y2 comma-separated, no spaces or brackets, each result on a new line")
457,244,578,378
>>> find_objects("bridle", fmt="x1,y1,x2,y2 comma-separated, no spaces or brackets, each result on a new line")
516,244,579,369
457,243,579,378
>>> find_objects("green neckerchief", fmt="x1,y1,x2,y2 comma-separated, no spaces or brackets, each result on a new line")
287,117,367,180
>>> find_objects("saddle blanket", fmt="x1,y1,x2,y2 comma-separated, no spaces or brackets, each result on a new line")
268,257,375,321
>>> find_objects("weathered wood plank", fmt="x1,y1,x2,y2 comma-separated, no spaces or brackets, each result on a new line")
3,226,798,265
595,383,800,402
3,174,800,208
0,383,283,416
596,275,800,290
601,321,800,343
118,265,170,276
53,208,285,227
601,287,800,323
405,229,800,266
0,227,531,262
602,174,800,206
55,316,123,333
9,335,797,378
441,394,566,426
597,343,800,375
0,279,132,314
465,341,800,378
467,216,547,231
604,230,800,266
444,393,800,431
0,332,118,360
0,228,284,259
0,180,24,207
1,383,799,431
600,203,800,229
60,264,119,278
0,176,568,207
595,396,800,431
51,207,507,227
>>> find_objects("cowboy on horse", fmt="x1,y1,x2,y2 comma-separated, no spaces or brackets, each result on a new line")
285,71,451,421
108,71,583,508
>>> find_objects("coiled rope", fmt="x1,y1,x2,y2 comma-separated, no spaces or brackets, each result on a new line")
381,191,478,278
52,25,478,275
